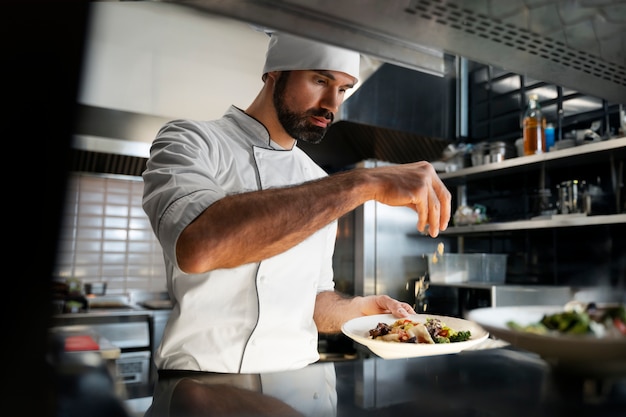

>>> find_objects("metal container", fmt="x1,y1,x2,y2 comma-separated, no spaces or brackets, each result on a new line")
471,142,488,166
557,180,588,214
424,284,573,318
84,282,107,296
427,253,508,284
489,141,507,163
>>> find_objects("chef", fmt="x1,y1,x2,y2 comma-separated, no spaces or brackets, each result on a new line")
142,29,450,382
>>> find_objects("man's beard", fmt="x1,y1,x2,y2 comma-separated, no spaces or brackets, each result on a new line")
273,72,334,144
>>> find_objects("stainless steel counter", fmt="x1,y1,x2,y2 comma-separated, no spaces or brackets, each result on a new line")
51,303,172,400
139,347,625,417
49,305,625,417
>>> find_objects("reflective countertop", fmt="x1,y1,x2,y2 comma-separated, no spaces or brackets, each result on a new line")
137,345,624,417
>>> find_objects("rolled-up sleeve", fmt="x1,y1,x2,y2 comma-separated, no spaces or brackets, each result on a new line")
142,120,227,267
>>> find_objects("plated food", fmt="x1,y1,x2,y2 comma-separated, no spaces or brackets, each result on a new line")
506,302,626,338
342,314,489,359
368,317,472,344
467,304,626,376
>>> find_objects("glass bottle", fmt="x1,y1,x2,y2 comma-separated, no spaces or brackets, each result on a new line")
523,94,546,155
545,122,555,151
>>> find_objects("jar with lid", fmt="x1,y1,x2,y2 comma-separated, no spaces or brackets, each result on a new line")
489,141,506,163
523,94,546,155
471,142,487,166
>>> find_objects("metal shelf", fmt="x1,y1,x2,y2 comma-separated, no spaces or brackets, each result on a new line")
439,136,626,186
440,213,626,235
435,137,626,235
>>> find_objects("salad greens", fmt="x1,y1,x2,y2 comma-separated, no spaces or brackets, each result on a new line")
507,303,626,338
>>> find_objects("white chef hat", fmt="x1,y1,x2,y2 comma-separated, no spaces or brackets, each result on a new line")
262,32,360,83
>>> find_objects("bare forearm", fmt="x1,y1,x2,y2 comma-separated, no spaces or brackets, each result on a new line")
177,161,451,274
177,169,372,273
314,291,366,333
314,291,416,333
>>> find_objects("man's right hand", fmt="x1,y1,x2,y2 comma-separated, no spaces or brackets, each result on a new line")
359,161,451,237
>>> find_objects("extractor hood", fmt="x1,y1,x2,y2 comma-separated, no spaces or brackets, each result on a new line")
170,0,626,104
70,98,452,176
72,0,624,175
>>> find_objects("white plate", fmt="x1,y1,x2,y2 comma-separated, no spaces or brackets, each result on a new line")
341,313,489,359
467,306,626,375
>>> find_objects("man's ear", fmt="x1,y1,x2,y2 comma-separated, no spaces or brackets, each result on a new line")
265,71,281,83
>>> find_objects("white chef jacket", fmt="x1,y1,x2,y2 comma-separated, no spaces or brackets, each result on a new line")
142,106,337,373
